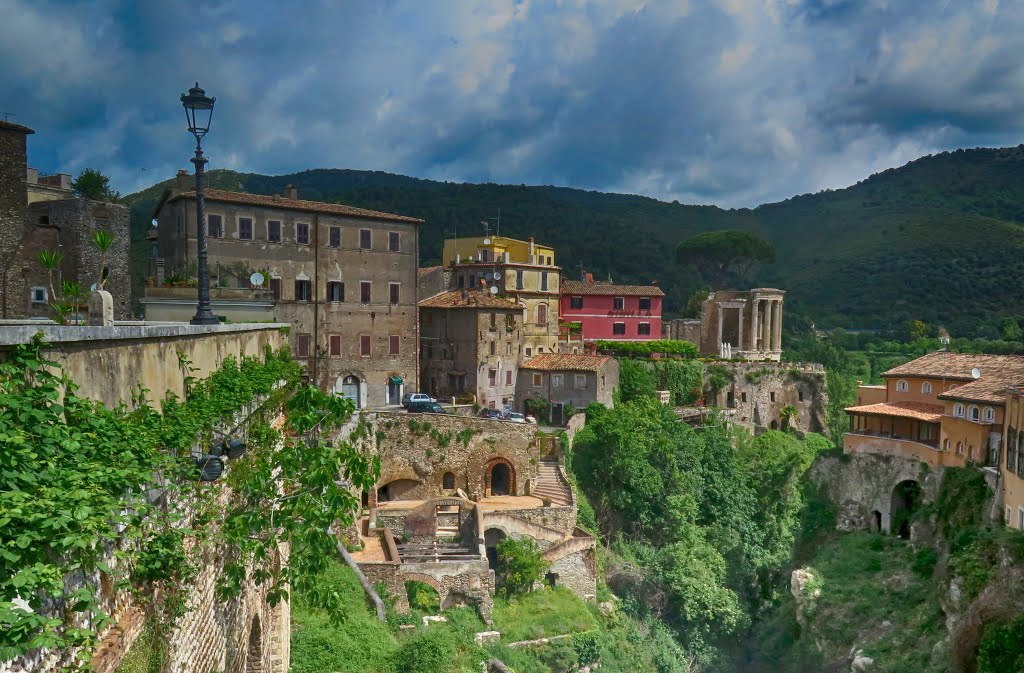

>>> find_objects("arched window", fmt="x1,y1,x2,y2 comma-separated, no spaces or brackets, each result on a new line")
537,304,548,325
954,403,965,417
896,380,909,392
442,472,455,490
956,441,964,455
947,384,958,391
983,407,995,423
969,405,980,422
943,438,950,451
921,381,933,394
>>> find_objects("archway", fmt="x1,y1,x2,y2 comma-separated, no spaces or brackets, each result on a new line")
484,528,507,570
405,580,440,612
442,471,455,490
872,510,882,533
490,462,512,496
890,480,922,539
377,478,421,502
245,615,262,673
770,420,779,430
336,375,361,408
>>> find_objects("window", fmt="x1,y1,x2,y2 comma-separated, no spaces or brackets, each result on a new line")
969,405,980,422
575,374,587,388
489,341,496,356
954,403,965,417
1019,507,1024,530
207,214,222,238
388,231,400,252
490,312,497,328
294,279,311,301
296,222,310,245
638,323,651,335
267,220,282,243
922,381,933,394
30,286,47,303
389,335,400,355
612,297,625,311
770,392,776,402
360,335,371,356
896,380,908,392
442,472,455,490
296,333,311,358
612,322,626,335
532,373,542,386
983,407,995,423
956,441,964,455
176,214,183,236
329,335,341,356
506,342,513,355
639,297,651,310
570,296,583,310
389,283,400,305
327,281,344,302
329,226,341,248
541,272,549,291
537,304,548,325
506,370,512,385
943,438,950,451
359,228,371,249
516,270,524,290
525,347,532,357
552,374,563,387
741,392,747,403
489,369,497,387
360,281,372,304
1006,506,1012,526
238,217,253,240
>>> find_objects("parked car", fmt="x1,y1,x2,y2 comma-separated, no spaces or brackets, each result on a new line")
402,392,435,408
480,408,504,420
507,412,527,423
408,400,445,414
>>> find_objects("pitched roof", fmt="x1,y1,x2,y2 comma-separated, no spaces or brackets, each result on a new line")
418,290,522,310
0,120,34,134
560,279,664,297
883,352,1024,404
844,401,944,423
520,353,611,372
937,378,1015,404
165,188,423,224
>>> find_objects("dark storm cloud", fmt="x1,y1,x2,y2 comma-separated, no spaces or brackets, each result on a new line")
2,0,1023,207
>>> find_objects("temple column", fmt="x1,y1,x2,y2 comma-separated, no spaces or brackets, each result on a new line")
717,306,724,348
751,299,760,350
772,301,783,351
737,306,744,349
762,301,772,352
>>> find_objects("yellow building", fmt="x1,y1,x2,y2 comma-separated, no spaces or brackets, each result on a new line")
1002,387,1024,530
442,235,560,356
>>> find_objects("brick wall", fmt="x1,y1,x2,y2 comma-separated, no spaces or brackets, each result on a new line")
0,124,30,319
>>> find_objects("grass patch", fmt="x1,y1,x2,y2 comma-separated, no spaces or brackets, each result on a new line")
491,587,598,642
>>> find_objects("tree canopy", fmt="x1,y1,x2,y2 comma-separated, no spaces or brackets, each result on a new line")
676,230,775,287
72,168,119,202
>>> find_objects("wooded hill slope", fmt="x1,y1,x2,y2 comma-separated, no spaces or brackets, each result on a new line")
124,145,1024,335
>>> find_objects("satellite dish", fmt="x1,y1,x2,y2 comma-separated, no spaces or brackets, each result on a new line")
250,272,265,287
493,271,501,280
483,238,491,245
971,367,981,379
485,272,493,280
489,286,498,295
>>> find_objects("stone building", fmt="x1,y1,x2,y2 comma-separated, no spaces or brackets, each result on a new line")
663,288,785,361
149,177,422,407
516,353,618,424
559,275,664,342
419,289,525,409
0,120,130,321
442,235,560,357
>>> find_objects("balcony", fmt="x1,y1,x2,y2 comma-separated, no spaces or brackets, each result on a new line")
843,430,960,468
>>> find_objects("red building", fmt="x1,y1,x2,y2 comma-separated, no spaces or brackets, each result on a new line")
560,277,664,342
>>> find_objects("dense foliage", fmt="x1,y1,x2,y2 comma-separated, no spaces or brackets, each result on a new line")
676,230,775,286
616,358,705,406
594,340,699,357
495,537,550,598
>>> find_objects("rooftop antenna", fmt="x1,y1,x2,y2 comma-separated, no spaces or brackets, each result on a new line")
481,210,500,238
1,112,15,122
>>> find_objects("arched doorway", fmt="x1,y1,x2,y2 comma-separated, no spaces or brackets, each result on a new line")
484,528,507,570
872,510,882,533
486,459,515,497
890,480,922,539
442,472,455,490
245,616,262,673
335,375,361,408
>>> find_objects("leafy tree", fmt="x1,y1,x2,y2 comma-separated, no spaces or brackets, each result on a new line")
676,230,775,287
496,537,550,597
72,168,119,202
617,359,656,403
683,288,710,318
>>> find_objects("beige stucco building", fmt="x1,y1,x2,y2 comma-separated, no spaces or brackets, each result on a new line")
516,353,618,424
149,176,422,408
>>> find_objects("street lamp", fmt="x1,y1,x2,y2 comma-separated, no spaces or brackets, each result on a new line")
180,82,218,325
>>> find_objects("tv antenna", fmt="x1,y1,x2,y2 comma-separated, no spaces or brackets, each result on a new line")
1,112,15,122
481,209,501,237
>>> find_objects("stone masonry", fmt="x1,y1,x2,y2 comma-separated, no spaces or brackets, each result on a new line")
0,120,32,319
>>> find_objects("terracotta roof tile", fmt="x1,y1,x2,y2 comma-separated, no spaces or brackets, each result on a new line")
845,401,944,422
418,290,522,310
170,188,423,224
561,280,664,297
520,353,611,372
883,352,1024,404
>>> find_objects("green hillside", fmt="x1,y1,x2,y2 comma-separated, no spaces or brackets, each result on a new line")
124,145,1024,335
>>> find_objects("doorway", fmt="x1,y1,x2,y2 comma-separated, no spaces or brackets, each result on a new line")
336,375,361,408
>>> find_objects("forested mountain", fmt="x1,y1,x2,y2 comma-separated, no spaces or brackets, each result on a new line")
124,145,1024,335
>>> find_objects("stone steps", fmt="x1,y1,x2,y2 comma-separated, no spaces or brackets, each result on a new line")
534,460,572,506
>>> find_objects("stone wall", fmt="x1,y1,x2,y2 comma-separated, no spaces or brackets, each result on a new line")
712,361,827,434
358,558,495,623
548,547,597,601
0,123,30,320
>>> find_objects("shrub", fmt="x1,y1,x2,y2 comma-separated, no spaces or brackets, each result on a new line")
912,548,939,578
594,339,698,357
394,628,457,673
978,617,1024,673
496,537,550,597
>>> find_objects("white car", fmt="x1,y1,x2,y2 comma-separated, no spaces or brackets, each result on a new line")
507,412,527,423
402,392,435,408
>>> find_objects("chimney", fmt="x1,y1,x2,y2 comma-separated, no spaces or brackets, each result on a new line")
283,184,298,199
584,272,593,283
175,169,190,190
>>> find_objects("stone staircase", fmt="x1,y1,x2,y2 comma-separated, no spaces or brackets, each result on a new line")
533,459,572,506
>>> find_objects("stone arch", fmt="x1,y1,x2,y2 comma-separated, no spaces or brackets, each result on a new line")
484,457,516,496
335,373,363,408
484,527,508,570
245,615,262,673
377,478,421,502
890,480,922,538
770,419,779,430
442,471,456,490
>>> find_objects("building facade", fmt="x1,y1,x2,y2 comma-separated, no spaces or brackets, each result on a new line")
150,179,422,408
845,353,1024,468
559,276,664,342
516,353,618,424
419,289,524,410
442,235,560,357
1001,387,1024,530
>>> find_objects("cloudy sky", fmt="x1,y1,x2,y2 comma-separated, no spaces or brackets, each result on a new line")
2,0,1021,207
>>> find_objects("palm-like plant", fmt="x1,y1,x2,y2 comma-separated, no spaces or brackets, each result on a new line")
37,249,64,305
91,230,115,290
780,404,799,431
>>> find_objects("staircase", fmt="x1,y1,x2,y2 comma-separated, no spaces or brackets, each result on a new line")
533,459,572,506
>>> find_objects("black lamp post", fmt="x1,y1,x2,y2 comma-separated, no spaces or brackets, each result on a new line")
181,82,219,325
